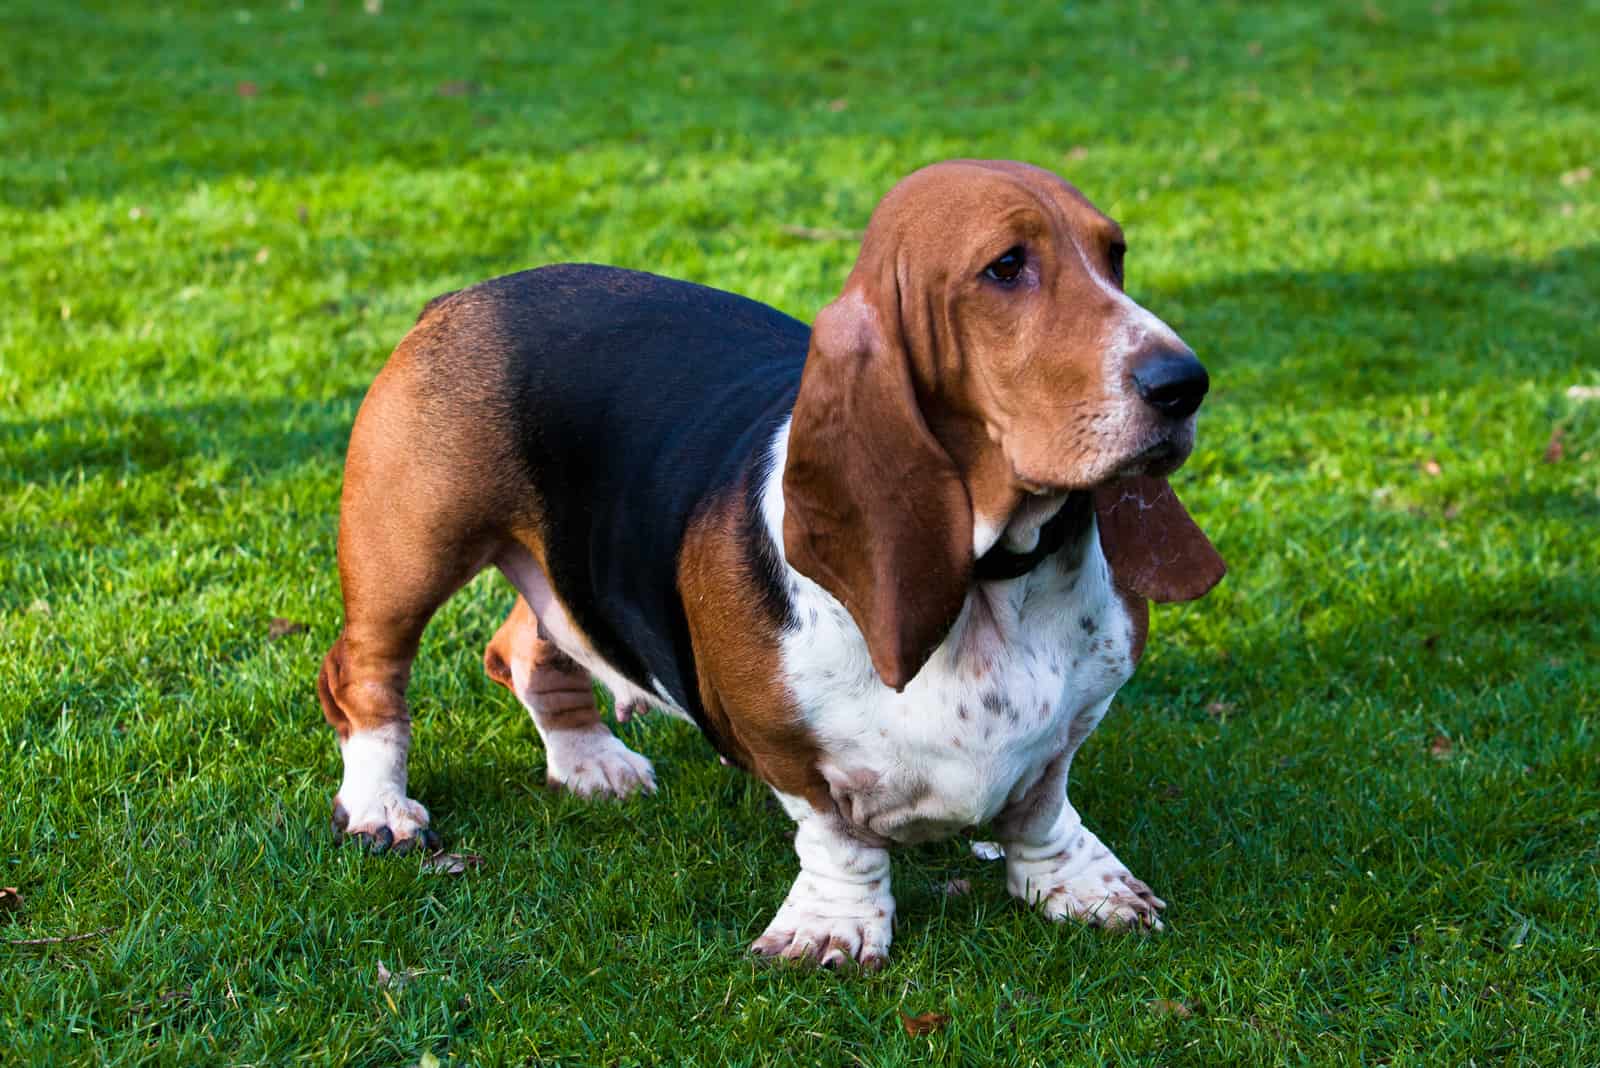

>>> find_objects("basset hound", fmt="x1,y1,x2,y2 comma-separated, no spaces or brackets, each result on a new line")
316,159,1225,970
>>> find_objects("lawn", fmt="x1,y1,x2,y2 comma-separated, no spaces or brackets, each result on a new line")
3,0,1599,1063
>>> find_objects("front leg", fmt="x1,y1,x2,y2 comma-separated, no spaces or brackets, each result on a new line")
750,797,895,971
995,735,1165,930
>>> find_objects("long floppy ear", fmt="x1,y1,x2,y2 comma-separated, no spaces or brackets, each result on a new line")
1092,475,1226,602
782,291,973,691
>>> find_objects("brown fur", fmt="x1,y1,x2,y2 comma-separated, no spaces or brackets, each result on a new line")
679,480,832,811
782,160,1219,692
316,315,520,747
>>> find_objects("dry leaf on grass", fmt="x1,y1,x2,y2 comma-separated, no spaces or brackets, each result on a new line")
377,960,423,991
1421,459,1442,476
900,1010,951,1036
5,925,115,947
1566,385,1600,402
421,852,483,875
942,878,972,897
1543,427,1566,463
1429,733,1454,760
1147,998,1196,1018
267,617,308,640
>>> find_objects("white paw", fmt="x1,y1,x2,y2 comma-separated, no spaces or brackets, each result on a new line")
333,726,438,853
332,791,437,854
1007,830,1165,930
545,725,657,799
750,875,895,971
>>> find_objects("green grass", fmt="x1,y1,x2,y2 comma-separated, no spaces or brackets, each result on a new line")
4,0,1599,1063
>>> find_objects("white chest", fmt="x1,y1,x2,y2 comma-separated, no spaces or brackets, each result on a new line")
777,525,1138,844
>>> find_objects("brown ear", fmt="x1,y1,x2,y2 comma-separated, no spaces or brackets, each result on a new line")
1092,476,1226,602
782,291,973,691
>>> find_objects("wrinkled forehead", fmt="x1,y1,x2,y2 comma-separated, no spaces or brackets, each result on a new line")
864,160,1122,257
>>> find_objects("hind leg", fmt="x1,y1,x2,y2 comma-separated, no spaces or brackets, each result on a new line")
318,523,484,851
484,595,656,799
317,361,500,851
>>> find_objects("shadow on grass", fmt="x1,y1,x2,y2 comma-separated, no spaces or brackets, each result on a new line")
1140,569,1597,707
1146,243,1600,406
0,390,364,488
1502,489,1600,522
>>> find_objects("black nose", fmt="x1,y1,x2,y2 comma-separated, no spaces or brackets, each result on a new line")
1131,349,1209,419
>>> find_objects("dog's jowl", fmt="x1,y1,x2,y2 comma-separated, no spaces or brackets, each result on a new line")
318,159,1225,970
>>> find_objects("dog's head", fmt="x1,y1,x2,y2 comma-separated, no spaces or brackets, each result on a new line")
783,160,1225,688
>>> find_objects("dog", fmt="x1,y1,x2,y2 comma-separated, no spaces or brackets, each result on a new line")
317,159,1225,970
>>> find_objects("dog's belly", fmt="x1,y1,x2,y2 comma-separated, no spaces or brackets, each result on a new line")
784,533,1138,845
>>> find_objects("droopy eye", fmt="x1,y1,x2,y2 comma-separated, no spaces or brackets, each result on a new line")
1108,241,1126,287
983,246,1026,284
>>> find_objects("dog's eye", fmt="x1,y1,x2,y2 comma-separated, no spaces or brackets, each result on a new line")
1108,242,1126,287
983,246,1026,284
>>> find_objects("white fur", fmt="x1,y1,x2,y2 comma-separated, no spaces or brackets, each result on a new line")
1001,491,1068,552
536,723,657,799
766,421,1134,843
757,421,1155,952
493,613,658,799
973,514,1005,557
1005,789,1166,929
749,813,894,968
337,723,431,840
